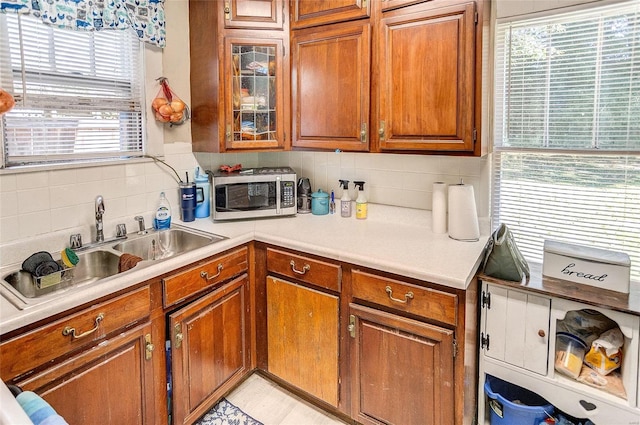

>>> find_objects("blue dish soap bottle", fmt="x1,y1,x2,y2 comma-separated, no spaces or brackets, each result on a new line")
154,192,172,230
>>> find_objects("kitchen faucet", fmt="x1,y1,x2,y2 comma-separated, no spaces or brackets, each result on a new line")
95,195,105,242
69,197,126,251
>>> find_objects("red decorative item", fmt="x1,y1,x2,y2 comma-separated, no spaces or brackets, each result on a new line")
151,77,190,126
219,164,243,173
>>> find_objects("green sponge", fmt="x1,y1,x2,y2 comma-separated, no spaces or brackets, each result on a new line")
61,247,79,268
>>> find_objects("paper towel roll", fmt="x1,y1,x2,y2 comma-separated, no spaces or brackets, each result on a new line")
448,184,480,241
432,182,447,234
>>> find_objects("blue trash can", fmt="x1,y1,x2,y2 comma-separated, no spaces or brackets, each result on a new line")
484,375,554,425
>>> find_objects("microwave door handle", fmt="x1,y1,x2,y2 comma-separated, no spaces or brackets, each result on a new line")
275,176,281,215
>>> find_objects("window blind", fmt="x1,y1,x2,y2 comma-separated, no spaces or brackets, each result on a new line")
0,13,144,167
493,1,640,279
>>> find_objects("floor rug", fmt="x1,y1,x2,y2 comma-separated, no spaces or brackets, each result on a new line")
193,398,264,425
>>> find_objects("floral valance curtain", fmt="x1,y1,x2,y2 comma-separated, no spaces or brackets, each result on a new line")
0,0,165,47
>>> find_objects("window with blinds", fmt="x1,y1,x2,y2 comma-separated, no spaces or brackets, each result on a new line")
493,1,640,279
0,13,144,168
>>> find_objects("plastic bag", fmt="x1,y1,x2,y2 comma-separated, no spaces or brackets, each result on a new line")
584,327,624,375
151,77,189,125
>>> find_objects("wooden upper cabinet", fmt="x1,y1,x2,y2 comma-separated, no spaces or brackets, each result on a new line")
291,20,371,151
189,0,290,153
375,1,478,153
223,0,285,29
222,35,289,150
291,0,370,29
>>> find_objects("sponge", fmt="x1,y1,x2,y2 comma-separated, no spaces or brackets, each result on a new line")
22,252,56,275
61,248,79,268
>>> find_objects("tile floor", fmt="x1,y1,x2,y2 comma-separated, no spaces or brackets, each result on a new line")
225,374,349,425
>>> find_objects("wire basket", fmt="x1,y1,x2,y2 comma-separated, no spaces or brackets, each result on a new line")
34,263,75,290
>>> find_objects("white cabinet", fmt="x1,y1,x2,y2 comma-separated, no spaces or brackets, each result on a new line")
481,284,550,375
478,280,640,425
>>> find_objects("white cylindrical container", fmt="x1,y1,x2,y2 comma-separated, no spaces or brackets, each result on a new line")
432,182,447,234
447,183,480,241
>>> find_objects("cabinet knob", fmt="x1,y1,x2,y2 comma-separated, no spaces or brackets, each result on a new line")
538,329,546,338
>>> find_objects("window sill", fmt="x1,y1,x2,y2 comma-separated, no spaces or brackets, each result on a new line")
0,156,158,175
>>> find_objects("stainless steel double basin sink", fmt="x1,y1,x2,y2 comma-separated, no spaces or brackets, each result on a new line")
0,226,226,309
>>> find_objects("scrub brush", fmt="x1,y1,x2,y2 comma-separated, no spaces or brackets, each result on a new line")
61,247,79,268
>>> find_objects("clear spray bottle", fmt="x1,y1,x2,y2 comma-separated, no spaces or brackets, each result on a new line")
339,180,351,218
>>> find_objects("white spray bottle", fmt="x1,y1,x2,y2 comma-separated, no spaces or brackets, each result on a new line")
339,180,351,217
354,181,367,220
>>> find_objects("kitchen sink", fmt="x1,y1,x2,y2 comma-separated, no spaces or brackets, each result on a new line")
0,226,227,309
2,249,121,299
112,228,225,260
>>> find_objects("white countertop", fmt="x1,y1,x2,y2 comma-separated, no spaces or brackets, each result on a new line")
0,204,489,336
0,204,488,423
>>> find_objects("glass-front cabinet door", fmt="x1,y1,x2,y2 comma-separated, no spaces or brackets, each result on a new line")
224,37,287,150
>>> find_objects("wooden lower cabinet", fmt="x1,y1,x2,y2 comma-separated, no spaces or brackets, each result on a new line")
15,323,156,425
169,273,251,425
349,303,455,425
266,276,339,406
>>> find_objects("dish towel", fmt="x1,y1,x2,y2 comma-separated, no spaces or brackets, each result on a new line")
16,391,69,425
118,253,143,273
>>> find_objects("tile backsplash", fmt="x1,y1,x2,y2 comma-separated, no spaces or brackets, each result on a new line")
0,144,489,266
196,150,490,214
0,143,200,265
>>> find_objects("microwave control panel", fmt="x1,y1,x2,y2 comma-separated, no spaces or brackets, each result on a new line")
281,181,295,208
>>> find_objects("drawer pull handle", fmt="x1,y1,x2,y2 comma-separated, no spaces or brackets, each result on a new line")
200,264,223,281
62,313,104,340
290,260,310,275
385,286,414,304
538,329,546,338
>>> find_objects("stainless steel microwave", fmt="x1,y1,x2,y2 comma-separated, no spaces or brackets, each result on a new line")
212,167,297,221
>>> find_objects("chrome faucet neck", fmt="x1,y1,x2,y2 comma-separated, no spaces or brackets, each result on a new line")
95,195,105,242
134,216,147,235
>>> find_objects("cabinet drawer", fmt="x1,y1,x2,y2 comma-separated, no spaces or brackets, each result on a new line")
163,247,248,307
266,248,341,292
0,285,150,381
351,270,457,326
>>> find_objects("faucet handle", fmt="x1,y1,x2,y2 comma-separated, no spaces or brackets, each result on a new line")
116,223,127,238
70,234,83,249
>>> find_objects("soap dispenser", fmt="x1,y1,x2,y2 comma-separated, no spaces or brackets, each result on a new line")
339,179,351,218
354,181,367,220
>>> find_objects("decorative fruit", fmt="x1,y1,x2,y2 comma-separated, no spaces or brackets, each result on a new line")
152,97,168,111
170,100,185,113
158,103,173,117
0,89,15,115
152,77,189,125
155,111,170,123
169,112,184,123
